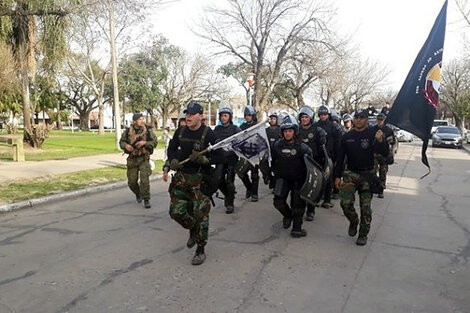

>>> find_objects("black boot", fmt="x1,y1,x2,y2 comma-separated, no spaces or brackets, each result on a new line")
251,194,258,202
378,192,384,198
348,221,358,237
187,225,199,248
225,205,234,214
282,216,292,229
136,195,142,203
144,200,151,209
245,190,252,199
191,246,206,265
305,211,314,221
356,236,368,246
291,229,307,238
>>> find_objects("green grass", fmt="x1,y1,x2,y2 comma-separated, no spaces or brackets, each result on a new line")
0,129,167,162
0,160,164,204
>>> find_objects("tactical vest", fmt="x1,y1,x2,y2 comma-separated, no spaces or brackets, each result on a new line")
178,125,209,152
273,140,306,181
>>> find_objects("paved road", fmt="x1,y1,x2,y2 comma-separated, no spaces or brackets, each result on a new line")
0,142,469,313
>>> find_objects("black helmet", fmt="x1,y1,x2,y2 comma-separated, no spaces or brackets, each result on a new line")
244,105,256,116
298,106,315,121
377,113,387,121
318,105,331,116
268,112,278,119
330,109,341,123
280,114,299,135
219,107,233,116
342,114,353,123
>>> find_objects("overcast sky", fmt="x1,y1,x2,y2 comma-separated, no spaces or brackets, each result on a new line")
150,0,467,92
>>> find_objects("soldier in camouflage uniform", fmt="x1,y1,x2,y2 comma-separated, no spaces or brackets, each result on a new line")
164,101,218,265
334,109,389,246
119,113,157,209
371,113,396,198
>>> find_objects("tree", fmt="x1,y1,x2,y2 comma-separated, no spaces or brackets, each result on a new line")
0,0,80,145
440,59,470,131
218,62,252,105
198,0,336,115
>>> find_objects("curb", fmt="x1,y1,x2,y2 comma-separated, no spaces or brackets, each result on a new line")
0,174,163,213
462,143,470,155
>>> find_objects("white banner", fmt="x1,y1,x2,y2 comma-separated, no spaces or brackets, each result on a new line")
209,121,271,166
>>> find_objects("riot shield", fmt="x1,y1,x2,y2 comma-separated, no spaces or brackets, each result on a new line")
300,154,325,206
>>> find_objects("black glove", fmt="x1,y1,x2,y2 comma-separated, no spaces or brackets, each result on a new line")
190,150,209,165
170,159,182,171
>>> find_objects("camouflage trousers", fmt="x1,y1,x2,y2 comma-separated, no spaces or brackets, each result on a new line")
339,170,373,237
169,171,211,247
374,154,388,189
127,155,152,200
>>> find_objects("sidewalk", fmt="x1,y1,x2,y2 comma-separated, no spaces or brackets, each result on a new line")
0,149,165,183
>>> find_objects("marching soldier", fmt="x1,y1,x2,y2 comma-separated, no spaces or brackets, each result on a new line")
213,107,241,214
272,115,313,237
315,105,342,208
165,101,218,265
297,106,327,221
263,113,281,189
342,114,353,133
371,113,396,198
238,105,260,202
334,109,389,246
119,113,157,209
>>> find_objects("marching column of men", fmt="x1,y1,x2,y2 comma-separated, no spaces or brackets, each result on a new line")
122,101,396,265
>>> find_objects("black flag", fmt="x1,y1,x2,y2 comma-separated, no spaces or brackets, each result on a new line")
387,1,448,178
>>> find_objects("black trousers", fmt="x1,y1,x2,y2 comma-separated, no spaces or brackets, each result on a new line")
215,163,236,206
241,165,259,196
273,178,306,231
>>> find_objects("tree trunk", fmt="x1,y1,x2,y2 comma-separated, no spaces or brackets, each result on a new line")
98,95,105,135
108,0,121,149
21,72,32,135
79,111,90,131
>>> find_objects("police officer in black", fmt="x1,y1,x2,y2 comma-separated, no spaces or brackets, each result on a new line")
370,113,396,198
315,105,342,208
238,105,260,202
297,106,327,221
263,113,281,189
214,107,241,213
342,114,353,133
272,114,313,237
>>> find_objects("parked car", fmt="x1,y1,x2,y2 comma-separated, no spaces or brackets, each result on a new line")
432,126,463,149
467,131,470,144
396,129,414,142
431,119,449,135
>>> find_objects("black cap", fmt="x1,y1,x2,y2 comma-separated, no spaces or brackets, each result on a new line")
354,109,369,118
183,101,203,115
132,113,143,121
377,113,386,120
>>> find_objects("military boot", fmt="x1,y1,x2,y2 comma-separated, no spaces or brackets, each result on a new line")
321,201,334,209
187,225,199,248
225,205,234,214
251,194,258,202
305,212,315,221
245,190,252,199
144,200,151,209
291,229,307,238
282,216,292,229
191,246,206,265
136,195,143,203
356,236,368,246
348,221,358,237
378,192,384,198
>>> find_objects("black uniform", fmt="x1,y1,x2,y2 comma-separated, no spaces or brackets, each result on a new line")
298,124,328,216
314,119,342,205
238,121,260,198
272,139,313,233
214,123,241,211
262,125,281,188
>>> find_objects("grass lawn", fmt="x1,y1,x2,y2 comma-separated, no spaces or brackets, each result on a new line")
0,129,167,162
0,160,164,204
